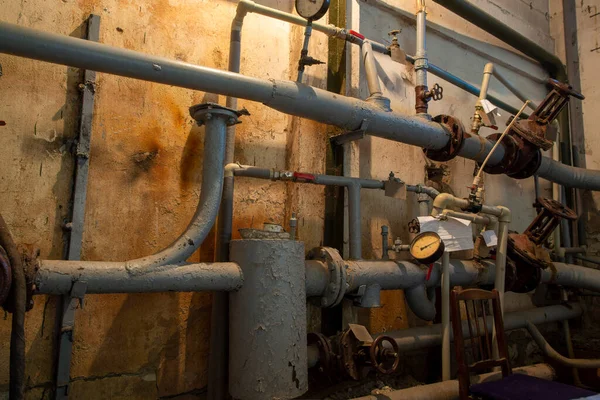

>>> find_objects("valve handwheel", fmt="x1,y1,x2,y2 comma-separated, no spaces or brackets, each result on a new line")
370,335,400,374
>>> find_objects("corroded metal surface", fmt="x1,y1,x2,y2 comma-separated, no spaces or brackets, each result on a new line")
229,239,307,399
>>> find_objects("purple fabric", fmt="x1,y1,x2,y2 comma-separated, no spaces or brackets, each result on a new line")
469,373,597,400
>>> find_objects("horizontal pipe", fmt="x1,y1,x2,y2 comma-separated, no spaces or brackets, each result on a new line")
431,0,563,77
35,260,244,294
525,321,600,369
536,156,600,191
3,22,600,190
543,262,600,292
351,363,555,400
385,303,582,352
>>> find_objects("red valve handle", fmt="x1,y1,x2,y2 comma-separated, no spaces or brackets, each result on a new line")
349,29,365,40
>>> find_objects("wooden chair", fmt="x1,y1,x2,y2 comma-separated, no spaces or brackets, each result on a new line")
450,288,597,400
450,288,511,400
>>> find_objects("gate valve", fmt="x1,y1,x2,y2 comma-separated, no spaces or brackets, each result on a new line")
426,83,444,101
525,197,578,245
369,335,400,374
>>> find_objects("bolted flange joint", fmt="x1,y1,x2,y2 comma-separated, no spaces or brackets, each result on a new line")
307,247,348,308
188,102,249,126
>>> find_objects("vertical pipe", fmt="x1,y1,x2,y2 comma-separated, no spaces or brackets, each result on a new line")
441,251,451,381
381,225,389,260
561,288,582,385
414,0,429,115
208,10,244,399
229,239,308,399
495,217,509,312
362,41,382,97
418,193,430,216
415,1,428,88
297,22,313,82
348,183,362,259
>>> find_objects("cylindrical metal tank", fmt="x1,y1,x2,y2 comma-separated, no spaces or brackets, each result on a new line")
229,239,307,399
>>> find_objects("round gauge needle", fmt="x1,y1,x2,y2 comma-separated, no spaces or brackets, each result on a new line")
420,240,439,251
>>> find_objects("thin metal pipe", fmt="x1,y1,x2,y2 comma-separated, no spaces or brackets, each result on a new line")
561,288,582,385
415,1,428,88
34,261,244,294
362,40,383,97
348,184,362,259
493,68,538,109
495,213,510,312
441,251,451,381
431,0,563,77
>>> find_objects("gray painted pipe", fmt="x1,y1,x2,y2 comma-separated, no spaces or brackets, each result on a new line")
229,239,307,399
39,99,227,272
362,41,383,97
351,363,556,400
5,21,598,188
34,260,243,294
385,303,582,352
537,156,600,191
308,258,495,320
542,262,600,292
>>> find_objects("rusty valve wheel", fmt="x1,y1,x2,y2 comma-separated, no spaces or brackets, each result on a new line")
370,335,400,374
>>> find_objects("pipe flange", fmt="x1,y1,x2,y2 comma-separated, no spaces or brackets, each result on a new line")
307,332,334,374
306,247,347,307
424,115,466,162
478,133,519,175
507,149,542,179
189,102,250,126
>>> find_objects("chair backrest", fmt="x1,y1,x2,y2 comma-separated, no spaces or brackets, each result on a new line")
450,288,512,400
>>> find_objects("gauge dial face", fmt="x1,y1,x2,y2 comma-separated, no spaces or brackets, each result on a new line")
295,0,330,21
410,231,444,263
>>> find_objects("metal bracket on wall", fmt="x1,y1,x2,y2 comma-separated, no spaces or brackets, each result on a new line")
54,14,100,400
56,281,87,396
330,119,369,146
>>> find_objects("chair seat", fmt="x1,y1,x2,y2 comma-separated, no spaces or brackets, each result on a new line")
469,373,597,400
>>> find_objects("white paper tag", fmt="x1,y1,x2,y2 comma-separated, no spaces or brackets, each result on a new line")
417,216,474,252
481,230,498,247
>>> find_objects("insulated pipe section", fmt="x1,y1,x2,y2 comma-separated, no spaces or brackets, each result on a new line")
229,240,307,399
537,156,600,191
525,321,600,369
35,261,243,294
3,22,600,189
542,262,600,292
351,363,556,400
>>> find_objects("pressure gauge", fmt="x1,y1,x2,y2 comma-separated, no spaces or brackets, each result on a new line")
295,0,330,21
409,231,445,264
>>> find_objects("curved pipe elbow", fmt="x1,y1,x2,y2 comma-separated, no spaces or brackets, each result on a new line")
431,193,456,216
497,205,511,223
483,62,494,75
405,284,436,321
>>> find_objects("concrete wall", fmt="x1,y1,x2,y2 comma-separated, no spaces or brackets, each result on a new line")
0,0,563,397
